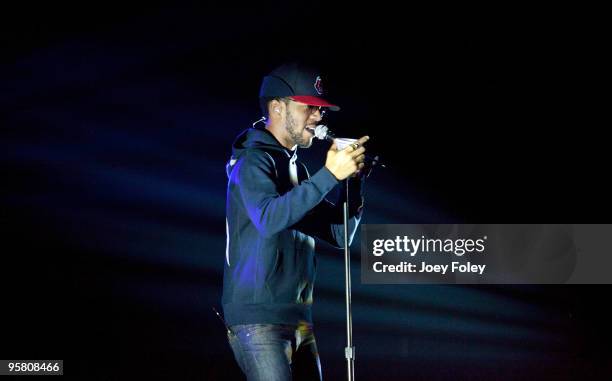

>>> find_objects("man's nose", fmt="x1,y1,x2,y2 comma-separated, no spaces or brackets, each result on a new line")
310,110,322,122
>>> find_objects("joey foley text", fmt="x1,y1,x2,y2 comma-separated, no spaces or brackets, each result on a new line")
370,236,488,275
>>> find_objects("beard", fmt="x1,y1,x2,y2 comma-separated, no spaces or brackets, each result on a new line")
285,111,313,148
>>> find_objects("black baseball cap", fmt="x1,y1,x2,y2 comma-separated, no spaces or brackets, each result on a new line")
259,63,340,111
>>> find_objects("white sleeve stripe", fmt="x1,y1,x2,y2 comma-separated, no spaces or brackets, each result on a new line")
225,217,231,266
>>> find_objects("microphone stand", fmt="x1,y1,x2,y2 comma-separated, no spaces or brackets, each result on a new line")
317,126,381,380
343,178,355,381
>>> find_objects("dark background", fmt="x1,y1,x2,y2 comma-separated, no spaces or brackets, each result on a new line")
1,3,609,380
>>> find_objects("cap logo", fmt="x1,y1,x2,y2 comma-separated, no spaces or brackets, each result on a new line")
314,76,323,95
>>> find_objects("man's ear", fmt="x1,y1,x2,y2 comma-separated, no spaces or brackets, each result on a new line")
269,99,285,118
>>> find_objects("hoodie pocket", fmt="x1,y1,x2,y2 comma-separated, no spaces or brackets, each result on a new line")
266,249,281,282
264,247,304,302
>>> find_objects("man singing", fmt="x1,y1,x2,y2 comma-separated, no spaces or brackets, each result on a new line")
222,62,369,380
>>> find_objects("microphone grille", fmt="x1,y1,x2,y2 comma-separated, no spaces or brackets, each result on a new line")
314,125,328,140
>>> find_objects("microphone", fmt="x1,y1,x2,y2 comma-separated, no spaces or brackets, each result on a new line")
313,125,335,141
310,125,386,169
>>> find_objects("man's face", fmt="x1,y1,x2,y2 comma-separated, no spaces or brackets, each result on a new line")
284,99,324,149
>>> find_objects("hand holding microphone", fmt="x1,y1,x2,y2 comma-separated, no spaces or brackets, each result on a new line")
325,136,370,180
308,124,385,180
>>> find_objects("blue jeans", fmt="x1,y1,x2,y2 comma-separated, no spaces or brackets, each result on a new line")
227,323,322,381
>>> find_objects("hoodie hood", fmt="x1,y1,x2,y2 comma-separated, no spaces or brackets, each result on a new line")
227,127,293,178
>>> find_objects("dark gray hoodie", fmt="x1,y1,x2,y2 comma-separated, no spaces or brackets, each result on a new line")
222,126,364,326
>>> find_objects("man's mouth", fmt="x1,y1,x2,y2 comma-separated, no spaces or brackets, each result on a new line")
305,126,315,135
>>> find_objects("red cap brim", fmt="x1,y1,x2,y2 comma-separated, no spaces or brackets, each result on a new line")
290,96,340,111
